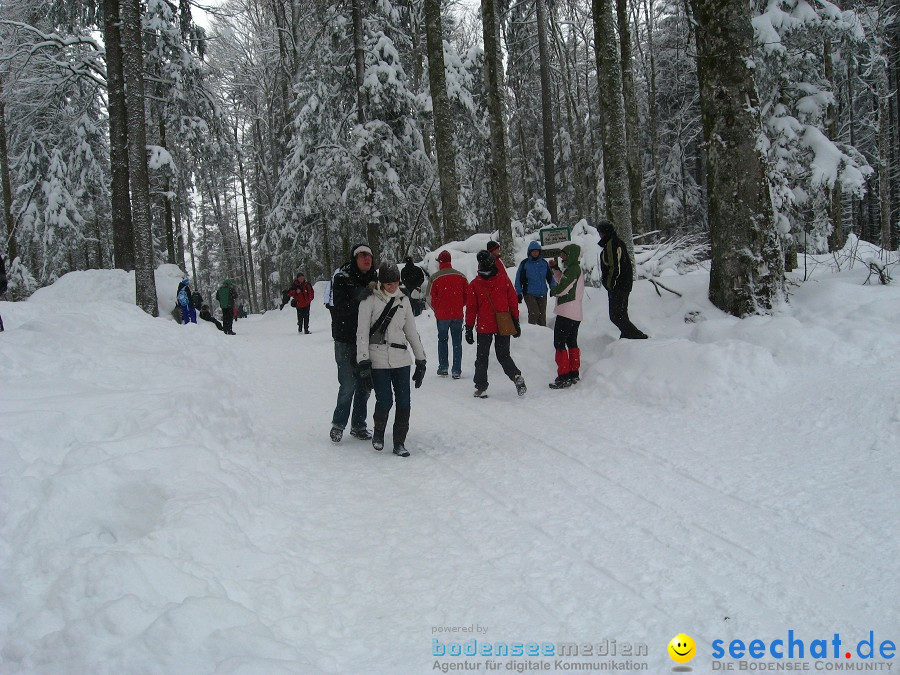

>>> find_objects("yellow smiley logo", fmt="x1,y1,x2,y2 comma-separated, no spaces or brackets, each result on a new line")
668,634,696,663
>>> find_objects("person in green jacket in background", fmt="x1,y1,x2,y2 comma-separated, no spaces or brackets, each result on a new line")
217,279,237,335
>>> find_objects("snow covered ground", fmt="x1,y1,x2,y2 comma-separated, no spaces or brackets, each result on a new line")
1,249,899,674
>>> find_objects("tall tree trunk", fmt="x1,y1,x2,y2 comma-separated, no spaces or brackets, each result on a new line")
641,0,664,235
825,38,844,251
236,144,258,313
121,0,159,316
411,7,443,244
424,0,463,243
690,0,784,316
877,56,891,250
352,0,379,258
159,118,176,264
481,0,514,263
535,0,558,224
103,0,135,271
616,0,644,236
185,198,197,294
0,89,16,262
592,0,634,261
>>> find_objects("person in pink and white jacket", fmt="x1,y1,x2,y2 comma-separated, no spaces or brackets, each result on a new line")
548,243,585,389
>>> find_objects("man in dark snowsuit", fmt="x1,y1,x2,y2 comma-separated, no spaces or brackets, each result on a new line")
217,279,237,335
329,243,378,443
598,220,648,339
400,257,426,316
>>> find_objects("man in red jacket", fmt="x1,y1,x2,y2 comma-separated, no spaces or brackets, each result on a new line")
428,250,468,379
466,250,527,398
288,272,315,334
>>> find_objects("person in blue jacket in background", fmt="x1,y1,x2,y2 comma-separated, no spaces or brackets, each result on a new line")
514,240,557,327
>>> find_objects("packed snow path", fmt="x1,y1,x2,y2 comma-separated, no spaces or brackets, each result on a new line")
1,264,899,673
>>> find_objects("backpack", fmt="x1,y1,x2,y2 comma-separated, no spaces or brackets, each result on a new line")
190,291,202,308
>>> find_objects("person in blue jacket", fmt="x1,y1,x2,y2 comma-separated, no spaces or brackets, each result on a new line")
514,240,557,326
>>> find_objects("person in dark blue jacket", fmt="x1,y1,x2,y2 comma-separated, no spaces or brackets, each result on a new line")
514,240,557,326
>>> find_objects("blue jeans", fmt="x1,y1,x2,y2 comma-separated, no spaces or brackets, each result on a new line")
436,318,463,375
331,341,370,430
371,366,411,412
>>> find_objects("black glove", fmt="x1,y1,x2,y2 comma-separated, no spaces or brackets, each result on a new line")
290,298,297,307
357,359,374,392
517,293,523,303
465,326,474,345
512,317,521,338
413,359,426,388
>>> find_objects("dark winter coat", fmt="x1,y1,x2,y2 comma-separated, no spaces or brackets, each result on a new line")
217,280,236,310
466,269,520,334
400,260,426,292
599,232,633,292
288,279,315,309
428,260,468,321
514,241,556,298
330,260,378,344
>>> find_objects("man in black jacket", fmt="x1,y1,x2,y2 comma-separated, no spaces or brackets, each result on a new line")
598,220,648,339
400,257,426,316
329,243,378,443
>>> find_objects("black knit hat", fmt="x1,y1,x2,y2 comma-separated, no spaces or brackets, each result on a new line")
476,250,497,276
487,240,500,252
378,261,401,284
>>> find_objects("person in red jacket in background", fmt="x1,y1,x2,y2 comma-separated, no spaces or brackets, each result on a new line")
427,250,468,379
465,250,527,398
288,272,315,334
486,239,515,288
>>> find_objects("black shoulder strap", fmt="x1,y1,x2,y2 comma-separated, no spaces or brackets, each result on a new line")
370,297,397,337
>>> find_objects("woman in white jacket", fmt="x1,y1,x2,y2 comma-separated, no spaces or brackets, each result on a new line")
357,262,427,457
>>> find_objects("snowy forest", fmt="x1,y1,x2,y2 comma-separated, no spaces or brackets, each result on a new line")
0,0,898,317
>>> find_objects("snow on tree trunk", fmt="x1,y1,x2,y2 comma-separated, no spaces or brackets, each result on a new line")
592,0,634,262
690,0,784,316
876,57,892,251
121,0,159,316
352,0,378,260
0,91,15,262
103,0,135,272
481,0,514,264
616,0,644,236
824,38,844,252
424,0,463,244
536,0,558,225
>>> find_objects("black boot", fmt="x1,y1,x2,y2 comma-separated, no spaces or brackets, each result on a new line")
372,407,389,451
393,408,411,457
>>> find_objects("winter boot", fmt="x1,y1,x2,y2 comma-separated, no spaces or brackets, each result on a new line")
514,374,527,397
474,386,489,398
350,427,372,440
330,426,343,443
372,407,389,451
549,376,573,389
393,408,411,457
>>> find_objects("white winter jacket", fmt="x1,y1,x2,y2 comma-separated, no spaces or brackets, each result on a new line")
357,287,426,369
